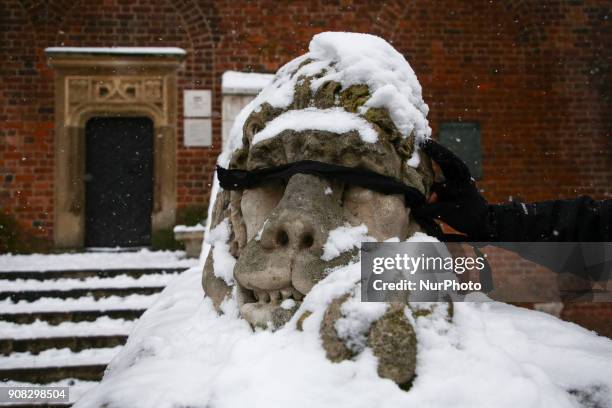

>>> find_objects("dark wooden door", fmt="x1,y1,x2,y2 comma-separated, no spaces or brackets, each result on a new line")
85,117,154,247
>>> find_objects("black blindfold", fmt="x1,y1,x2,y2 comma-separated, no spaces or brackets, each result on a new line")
217,160,426,209
216,160,443,238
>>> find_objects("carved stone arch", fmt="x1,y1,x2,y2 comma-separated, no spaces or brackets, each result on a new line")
46,49,185,248
71,104,166,129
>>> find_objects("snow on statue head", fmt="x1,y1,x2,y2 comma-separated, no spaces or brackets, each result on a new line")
203,32,439,384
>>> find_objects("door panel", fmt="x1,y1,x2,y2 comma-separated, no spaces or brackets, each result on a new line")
85,117,154,247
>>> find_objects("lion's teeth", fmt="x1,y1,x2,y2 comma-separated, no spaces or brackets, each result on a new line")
292,288,303,301
257,291,269,303
281,289,292,299
269,291,280,303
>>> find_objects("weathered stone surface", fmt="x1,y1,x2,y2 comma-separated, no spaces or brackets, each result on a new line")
202,253,230,310
367,303,417,385
320,295,353,362
320,296,417,386
296,311,312,332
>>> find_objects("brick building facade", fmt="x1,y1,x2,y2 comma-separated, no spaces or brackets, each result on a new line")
1,2,610,330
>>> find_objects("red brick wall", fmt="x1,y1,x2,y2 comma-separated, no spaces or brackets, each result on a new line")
0,0,610,334
2,0,609,243
1,1,54,241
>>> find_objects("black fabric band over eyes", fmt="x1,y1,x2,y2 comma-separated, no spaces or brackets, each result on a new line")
217,160,427,209
216,160,443,240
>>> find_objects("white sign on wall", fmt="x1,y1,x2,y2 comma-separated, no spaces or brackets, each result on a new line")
184,118,212,147
184,90,211,117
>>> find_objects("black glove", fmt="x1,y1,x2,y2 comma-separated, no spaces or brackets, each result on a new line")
414,139,496,241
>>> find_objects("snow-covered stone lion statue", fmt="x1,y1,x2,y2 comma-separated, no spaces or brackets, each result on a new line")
203,31,441,385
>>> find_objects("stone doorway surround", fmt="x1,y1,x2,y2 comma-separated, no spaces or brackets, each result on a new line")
46,47,186,248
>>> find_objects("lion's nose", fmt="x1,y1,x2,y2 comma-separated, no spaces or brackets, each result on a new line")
261,213,318,251
258,173,334,253
233,173,345,300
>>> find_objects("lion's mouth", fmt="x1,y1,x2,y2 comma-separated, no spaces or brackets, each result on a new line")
239,285,304,328
252,287,303,303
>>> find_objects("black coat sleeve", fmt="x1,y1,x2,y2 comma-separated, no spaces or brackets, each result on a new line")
487,197,612,280
489,196,612,242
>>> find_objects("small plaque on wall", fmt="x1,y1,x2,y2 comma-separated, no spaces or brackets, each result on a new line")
184,119,212,147
184,90,211,117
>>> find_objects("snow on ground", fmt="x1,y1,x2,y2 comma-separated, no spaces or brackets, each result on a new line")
0,249,196,272
0,294,157,313
0,317,134,339
1,273,175,292
221,71,274,94
0,346,123,369
74,263,612,408
0,379,97,406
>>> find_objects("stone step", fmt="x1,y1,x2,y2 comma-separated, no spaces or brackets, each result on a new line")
1,273,175,293
0,346,121,383
0,404,71,408
0,316,133,340
0,335,128,356
0,364,107,383
0,267,185,281
0,309,146,325
0,403,71,408
0,254,193,393
0,287,164,302
0,293,156,315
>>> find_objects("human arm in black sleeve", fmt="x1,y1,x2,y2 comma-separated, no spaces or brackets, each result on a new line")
416,139,611,243
414,139,611,279
489,196,611,243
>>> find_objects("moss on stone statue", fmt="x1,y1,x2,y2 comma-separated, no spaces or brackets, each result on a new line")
313,81,340,109
339,84,370,112
320,295,354,362
293,77,315,110
367,303,417,386
320,296,418,387
296,311,312,331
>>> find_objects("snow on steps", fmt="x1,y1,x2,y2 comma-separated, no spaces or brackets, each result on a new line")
0,273,176,291
0,346,123,370
0,317,133,339
0,251,197,390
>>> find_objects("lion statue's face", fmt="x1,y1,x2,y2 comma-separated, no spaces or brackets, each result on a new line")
203,32,433,329
204,124,432,328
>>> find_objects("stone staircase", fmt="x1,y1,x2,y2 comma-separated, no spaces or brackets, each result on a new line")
0,265,190,406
